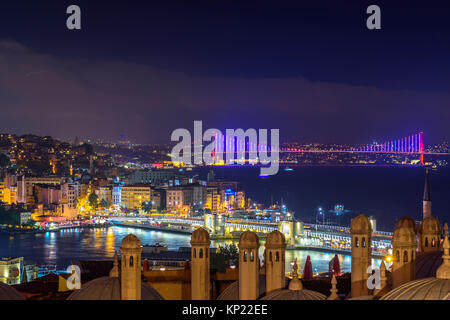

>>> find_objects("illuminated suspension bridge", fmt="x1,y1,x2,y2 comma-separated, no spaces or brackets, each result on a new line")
205,131,448,166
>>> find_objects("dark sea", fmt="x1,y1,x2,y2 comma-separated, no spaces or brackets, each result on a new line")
193,165,450,231
1,165,448,273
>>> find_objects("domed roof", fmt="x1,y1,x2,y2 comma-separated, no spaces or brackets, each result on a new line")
396,216,416,232
265,230,286,249
420,216,441,234
350,214,372,234
238,231,259,249
66,276,163,300
217,275,270,300
415,250,443,279
392,226,417,246
190,227,210,245
380,278,450,300
260,288,326,300
0,282,25,300
121,234,141,249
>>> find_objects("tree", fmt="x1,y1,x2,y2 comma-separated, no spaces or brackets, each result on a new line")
210,243,239,273
88,193,99,209
141,201,152,213
0,154,10,168
99,199,109,209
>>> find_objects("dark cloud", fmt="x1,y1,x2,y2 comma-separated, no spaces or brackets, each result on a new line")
0,39,449,145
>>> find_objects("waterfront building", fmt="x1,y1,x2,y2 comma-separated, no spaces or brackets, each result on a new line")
121,184,152,210
126,169,177,186
98,186,112,206
166,187,185,211
17,176,62,205
112,184,122,208
61,182,80,209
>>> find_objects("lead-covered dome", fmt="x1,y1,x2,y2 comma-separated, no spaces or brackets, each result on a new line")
121,234,141,249
350,214,372,234
380,278,450,300
392,226,417,246
265,230,286,249
420,216,441,234
260,288,326,300
0,282,25,300
396,216,417,232
190,227,210,245
67,277,163,300
238,231,259,249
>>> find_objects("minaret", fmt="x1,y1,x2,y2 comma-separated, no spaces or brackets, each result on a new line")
238,231,260,300
436,223,450,279
190,227,211,300
264,230,286,294
392,217,417,288
120,234,142,300
423,169,432,219
350,214,372,298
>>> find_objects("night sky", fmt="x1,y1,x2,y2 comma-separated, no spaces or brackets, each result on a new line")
1,0,450,144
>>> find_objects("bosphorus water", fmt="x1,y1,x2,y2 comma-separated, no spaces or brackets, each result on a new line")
2,165,449,274
0,226,381,274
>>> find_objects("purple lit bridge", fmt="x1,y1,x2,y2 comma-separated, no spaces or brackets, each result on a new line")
203,131,449,166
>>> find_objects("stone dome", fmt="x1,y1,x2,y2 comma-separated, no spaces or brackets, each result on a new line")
0,282,25,300
190,227,211,245
415,250,443,279
380,278,450,300
350,214,372,234
265,230,286,249
420,216,441,234
217,275,270,300
66,276,163,300
260,288,326,300
121,234,141,249
392,226,417,246
238,231,259,249
396,216,417,232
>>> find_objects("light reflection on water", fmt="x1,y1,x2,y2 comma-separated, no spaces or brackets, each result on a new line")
0,226,381,273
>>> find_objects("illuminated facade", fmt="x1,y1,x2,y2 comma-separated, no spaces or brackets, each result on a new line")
121,184,151,210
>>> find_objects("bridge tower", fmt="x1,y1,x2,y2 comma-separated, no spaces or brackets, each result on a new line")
120,234,142,300
264,230,286,294
419,131,424,165
190,227,211,300
238,231,260,300
350,214,372,298
392,217,417,288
